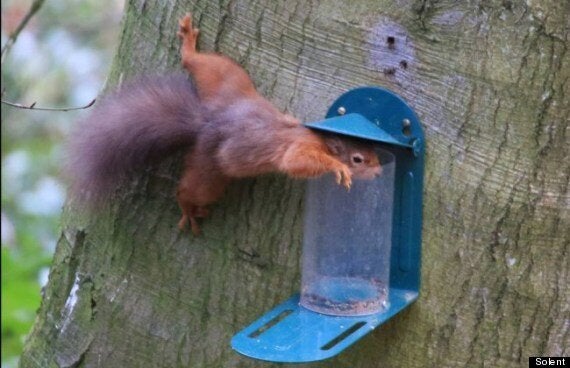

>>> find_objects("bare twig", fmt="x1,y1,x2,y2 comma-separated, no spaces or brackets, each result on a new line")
1,1,97,113
1,98,96,112
1,0,47,63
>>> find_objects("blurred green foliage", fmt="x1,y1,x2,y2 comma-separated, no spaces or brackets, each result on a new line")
1,0,122,365
1,248,51,364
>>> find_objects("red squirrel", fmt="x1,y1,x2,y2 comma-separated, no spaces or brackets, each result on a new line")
67,13,381,235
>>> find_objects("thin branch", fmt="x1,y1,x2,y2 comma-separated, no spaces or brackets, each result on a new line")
1,98,96,112
1,0,47,63
2,1,96,113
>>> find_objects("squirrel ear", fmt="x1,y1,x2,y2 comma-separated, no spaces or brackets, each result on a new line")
324,135,346,156
282,114,300,127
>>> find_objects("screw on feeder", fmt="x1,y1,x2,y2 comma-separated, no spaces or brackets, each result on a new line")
337,106,346,115
412,138,422,157
402,118,412,137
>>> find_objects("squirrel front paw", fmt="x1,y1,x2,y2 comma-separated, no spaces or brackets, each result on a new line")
334,166,352,190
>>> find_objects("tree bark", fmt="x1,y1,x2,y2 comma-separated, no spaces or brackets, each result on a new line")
21,1,569,367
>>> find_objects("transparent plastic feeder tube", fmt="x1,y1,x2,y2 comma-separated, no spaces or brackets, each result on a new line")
300,148,395,316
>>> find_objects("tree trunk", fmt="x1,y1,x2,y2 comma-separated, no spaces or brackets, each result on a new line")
21,1,569,367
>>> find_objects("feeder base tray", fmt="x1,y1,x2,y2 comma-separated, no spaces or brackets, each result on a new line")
231,288,418,363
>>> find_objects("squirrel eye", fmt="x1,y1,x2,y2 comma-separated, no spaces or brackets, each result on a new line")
352,154,364,164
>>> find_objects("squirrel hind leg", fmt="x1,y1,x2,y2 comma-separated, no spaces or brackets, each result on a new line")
178,13,200,61
176,160,230,236
177,204,208,236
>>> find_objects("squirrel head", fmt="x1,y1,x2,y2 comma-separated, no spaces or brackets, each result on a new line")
324,135,382,179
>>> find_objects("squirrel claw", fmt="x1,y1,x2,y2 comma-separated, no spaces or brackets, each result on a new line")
178,14,199,35
178,205,208,236
334,167,352,190
179,13,192,31
190,217,202,236
178,13,200,54
178,214,188,231
178,214,202,236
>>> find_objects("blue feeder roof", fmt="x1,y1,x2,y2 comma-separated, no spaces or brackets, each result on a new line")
303,86,423,151
304,113,410,148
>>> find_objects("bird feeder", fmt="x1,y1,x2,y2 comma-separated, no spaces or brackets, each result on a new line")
231,87,424,363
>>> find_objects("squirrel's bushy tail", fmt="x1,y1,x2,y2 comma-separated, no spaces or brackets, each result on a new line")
66,73,203,202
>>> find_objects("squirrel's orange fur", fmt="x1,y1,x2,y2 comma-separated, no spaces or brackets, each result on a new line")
175,14,380,234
